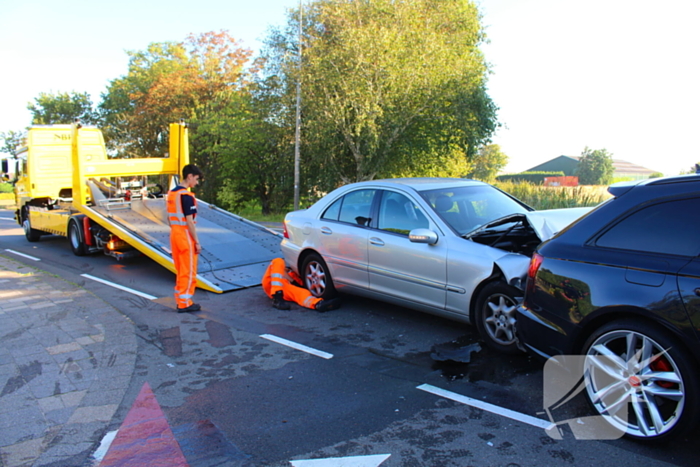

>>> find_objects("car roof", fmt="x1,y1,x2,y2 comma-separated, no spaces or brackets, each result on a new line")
608,173,700,197
363,177,488,192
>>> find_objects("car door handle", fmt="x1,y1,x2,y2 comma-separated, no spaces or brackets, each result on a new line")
369,237,384,246
321,227,332,235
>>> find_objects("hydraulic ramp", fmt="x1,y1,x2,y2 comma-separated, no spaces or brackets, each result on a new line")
84,195,282,293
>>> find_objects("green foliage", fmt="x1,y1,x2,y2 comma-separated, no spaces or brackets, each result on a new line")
266,0,497,186
27,91,99,125
576,147,614,185
466,144,508,182
0,130,26,155
496,181,611,209
0,182,14,193
99,31,254,159
192,78,294,214
648,172,664,179
496,171,565,184
680,163,699,175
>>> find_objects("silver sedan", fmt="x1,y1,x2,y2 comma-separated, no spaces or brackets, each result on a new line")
281,178,589,353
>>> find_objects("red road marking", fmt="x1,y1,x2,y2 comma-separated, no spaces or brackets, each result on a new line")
100,382,189,467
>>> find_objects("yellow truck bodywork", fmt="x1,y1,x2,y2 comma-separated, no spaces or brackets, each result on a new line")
13,123,281,294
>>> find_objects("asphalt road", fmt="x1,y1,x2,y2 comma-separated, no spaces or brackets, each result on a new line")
1,208,697,467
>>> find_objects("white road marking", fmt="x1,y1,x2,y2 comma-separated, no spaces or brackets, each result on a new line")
0,218,16,221
260,334,334,359
81,274,158,300
4,249,41,261
417,383,555,431
91,429,118,462
291,454,390,467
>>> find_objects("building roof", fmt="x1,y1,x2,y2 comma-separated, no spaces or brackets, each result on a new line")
526,155,658,175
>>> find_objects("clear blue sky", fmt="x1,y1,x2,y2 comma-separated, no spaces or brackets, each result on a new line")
1,0,698,175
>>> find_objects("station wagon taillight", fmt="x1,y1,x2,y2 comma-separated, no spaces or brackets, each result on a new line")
528,253,543,280
526,253,544,296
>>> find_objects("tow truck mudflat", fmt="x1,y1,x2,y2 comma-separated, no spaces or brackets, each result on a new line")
12,122,280,292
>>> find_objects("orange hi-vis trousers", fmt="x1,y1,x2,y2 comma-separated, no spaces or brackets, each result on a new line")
262,258,321,309
171,226,197,308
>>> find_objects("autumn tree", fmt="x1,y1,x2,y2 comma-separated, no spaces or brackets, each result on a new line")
27,92,99,125
265,0,498,186
576,147,614,185
467,144,509,182
100,31,255,161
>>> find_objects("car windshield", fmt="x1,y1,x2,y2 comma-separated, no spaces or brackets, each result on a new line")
420,185,531,235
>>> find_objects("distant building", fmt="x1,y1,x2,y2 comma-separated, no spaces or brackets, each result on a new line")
525,155,658,180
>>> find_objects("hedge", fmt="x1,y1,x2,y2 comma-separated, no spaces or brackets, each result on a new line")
496,171,565,184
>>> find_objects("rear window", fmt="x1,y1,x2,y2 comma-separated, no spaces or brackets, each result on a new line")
321,189,376,226
595,198,700,256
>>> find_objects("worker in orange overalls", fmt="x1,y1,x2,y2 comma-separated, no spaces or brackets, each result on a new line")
167,164,203,313
262,258,341,312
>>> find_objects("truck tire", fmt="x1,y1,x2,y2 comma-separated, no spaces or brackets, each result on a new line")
22,207,43,242
68,218,88,256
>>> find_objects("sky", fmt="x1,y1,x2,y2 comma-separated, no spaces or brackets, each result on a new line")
1,0,698,176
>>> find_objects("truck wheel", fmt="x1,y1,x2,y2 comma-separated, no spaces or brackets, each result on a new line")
68,218,87,256
22,208,42,242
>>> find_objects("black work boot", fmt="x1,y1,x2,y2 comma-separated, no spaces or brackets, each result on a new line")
272,291,291,310
315,298,341,313
177,303,201,313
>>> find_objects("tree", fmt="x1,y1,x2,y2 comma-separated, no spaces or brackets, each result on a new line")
200,81,295,214
266,0,498,187
576,147,614,185
467,144,509,182
100,31,255,161
27,92,99,125
0,130,26,155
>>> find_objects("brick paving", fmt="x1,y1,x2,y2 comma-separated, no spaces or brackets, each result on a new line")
0,254,137,467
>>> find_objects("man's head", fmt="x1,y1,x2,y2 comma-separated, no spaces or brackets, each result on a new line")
182,164,203,188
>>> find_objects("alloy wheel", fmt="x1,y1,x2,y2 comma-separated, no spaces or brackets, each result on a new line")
584,329,685,439
482,293,518,346
305,260,327,296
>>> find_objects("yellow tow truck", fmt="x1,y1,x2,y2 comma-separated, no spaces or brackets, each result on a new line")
11,122,281,293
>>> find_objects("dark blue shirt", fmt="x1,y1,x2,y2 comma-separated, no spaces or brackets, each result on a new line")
172,186,197,218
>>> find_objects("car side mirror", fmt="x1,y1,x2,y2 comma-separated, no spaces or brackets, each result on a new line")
409,228,438,245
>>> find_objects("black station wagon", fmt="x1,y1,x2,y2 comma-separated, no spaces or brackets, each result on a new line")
518,173,700,441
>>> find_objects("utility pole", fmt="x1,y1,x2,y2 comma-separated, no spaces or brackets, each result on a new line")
293,0,302,210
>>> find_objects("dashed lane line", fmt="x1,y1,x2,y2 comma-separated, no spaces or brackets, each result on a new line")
417,383,555,430
4,249,41,261
81,274,158,300
260,334,334,359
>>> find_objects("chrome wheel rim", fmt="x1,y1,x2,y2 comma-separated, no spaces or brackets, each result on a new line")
584,330,685,438
305,261,326,297
482,293,518,346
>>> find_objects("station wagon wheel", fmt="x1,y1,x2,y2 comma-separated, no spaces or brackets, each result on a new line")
474,281,522,354
22,207,42,242
301,253,336,300
582,320,700,441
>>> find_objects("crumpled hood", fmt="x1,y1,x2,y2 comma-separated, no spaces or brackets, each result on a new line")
524,207,593,241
